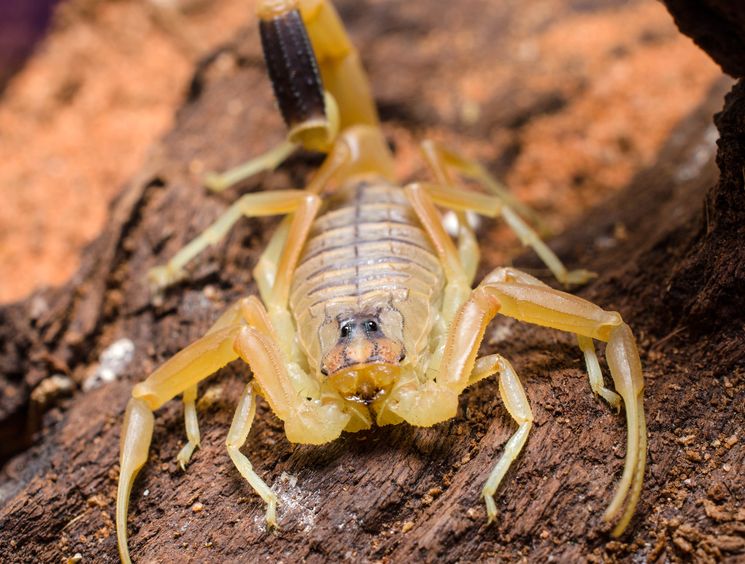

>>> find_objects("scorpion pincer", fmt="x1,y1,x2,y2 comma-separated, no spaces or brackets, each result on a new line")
116,1,646,561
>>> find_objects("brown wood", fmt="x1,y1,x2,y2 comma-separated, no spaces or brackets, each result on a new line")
1,1,743,562
661,0,745,78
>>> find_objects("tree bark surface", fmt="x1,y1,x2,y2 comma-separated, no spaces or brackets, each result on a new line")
1,1,743,562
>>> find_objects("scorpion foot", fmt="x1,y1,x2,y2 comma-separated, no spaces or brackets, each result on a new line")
483,490,498,524
176,440,200,470
265,496,279,530
204,171,230,192
561,268,597,287
597,387,622,412
147,264,186,294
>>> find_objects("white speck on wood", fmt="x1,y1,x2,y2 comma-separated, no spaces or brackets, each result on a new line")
83,338,135,391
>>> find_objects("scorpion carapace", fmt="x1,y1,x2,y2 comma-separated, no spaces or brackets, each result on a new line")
116,1,647,562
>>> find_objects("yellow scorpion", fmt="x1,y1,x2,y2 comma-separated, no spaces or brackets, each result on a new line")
117,0,646,561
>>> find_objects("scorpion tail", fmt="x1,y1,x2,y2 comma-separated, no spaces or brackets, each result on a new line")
117,398,155,564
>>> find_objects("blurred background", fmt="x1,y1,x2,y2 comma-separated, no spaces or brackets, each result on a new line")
0,0,721,304
0,0,58,91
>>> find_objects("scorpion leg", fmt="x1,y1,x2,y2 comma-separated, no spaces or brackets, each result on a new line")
233,324,351,445
470,270,644,536
421,139,548,233
236,134,352,304
467,348,618,519
118,290,338,560
253,216,292,304
148,190,319,293
226,172,350,521
226,323,350,530
399,182,475,408
417,149,483,284
448,213,479,286
226,380,279,526
419,144,595,287
171,298,248,469
390,262,644,535
578,335,622,410
238,198,353,439
117,319,244,564
406,179,495,286
482,267,622,409
230,295,347,527
176,383,200,469
404,183,472,325
204,139,298,193
468,354,534,522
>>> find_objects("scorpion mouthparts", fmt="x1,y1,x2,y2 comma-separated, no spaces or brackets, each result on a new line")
322,331,405,375
326,363,398,402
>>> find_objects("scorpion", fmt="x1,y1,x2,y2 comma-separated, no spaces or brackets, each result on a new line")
116,0,647,561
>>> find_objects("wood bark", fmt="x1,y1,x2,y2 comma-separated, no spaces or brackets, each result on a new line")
1,0,743,562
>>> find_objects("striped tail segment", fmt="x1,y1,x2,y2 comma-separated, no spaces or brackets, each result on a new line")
259,7,326,133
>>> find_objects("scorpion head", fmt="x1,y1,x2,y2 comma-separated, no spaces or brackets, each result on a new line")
321,311,406,403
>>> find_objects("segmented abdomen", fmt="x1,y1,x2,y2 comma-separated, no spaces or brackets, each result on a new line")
289,179,445,332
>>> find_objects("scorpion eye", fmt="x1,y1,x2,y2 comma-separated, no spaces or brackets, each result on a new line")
363,320,378,333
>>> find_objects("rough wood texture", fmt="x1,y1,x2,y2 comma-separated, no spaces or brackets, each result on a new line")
659,1,745,339
661,0,745,77
1,0,743,562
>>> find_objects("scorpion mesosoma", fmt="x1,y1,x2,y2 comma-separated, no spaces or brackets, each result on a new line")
116,0,647,561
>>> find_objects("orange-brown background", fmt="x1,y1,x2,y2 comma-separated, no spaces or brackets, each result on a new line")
0,0,720,303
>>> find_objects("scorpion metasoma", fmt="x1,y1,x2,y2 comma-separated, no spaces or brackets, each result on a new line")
117,0,647,561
